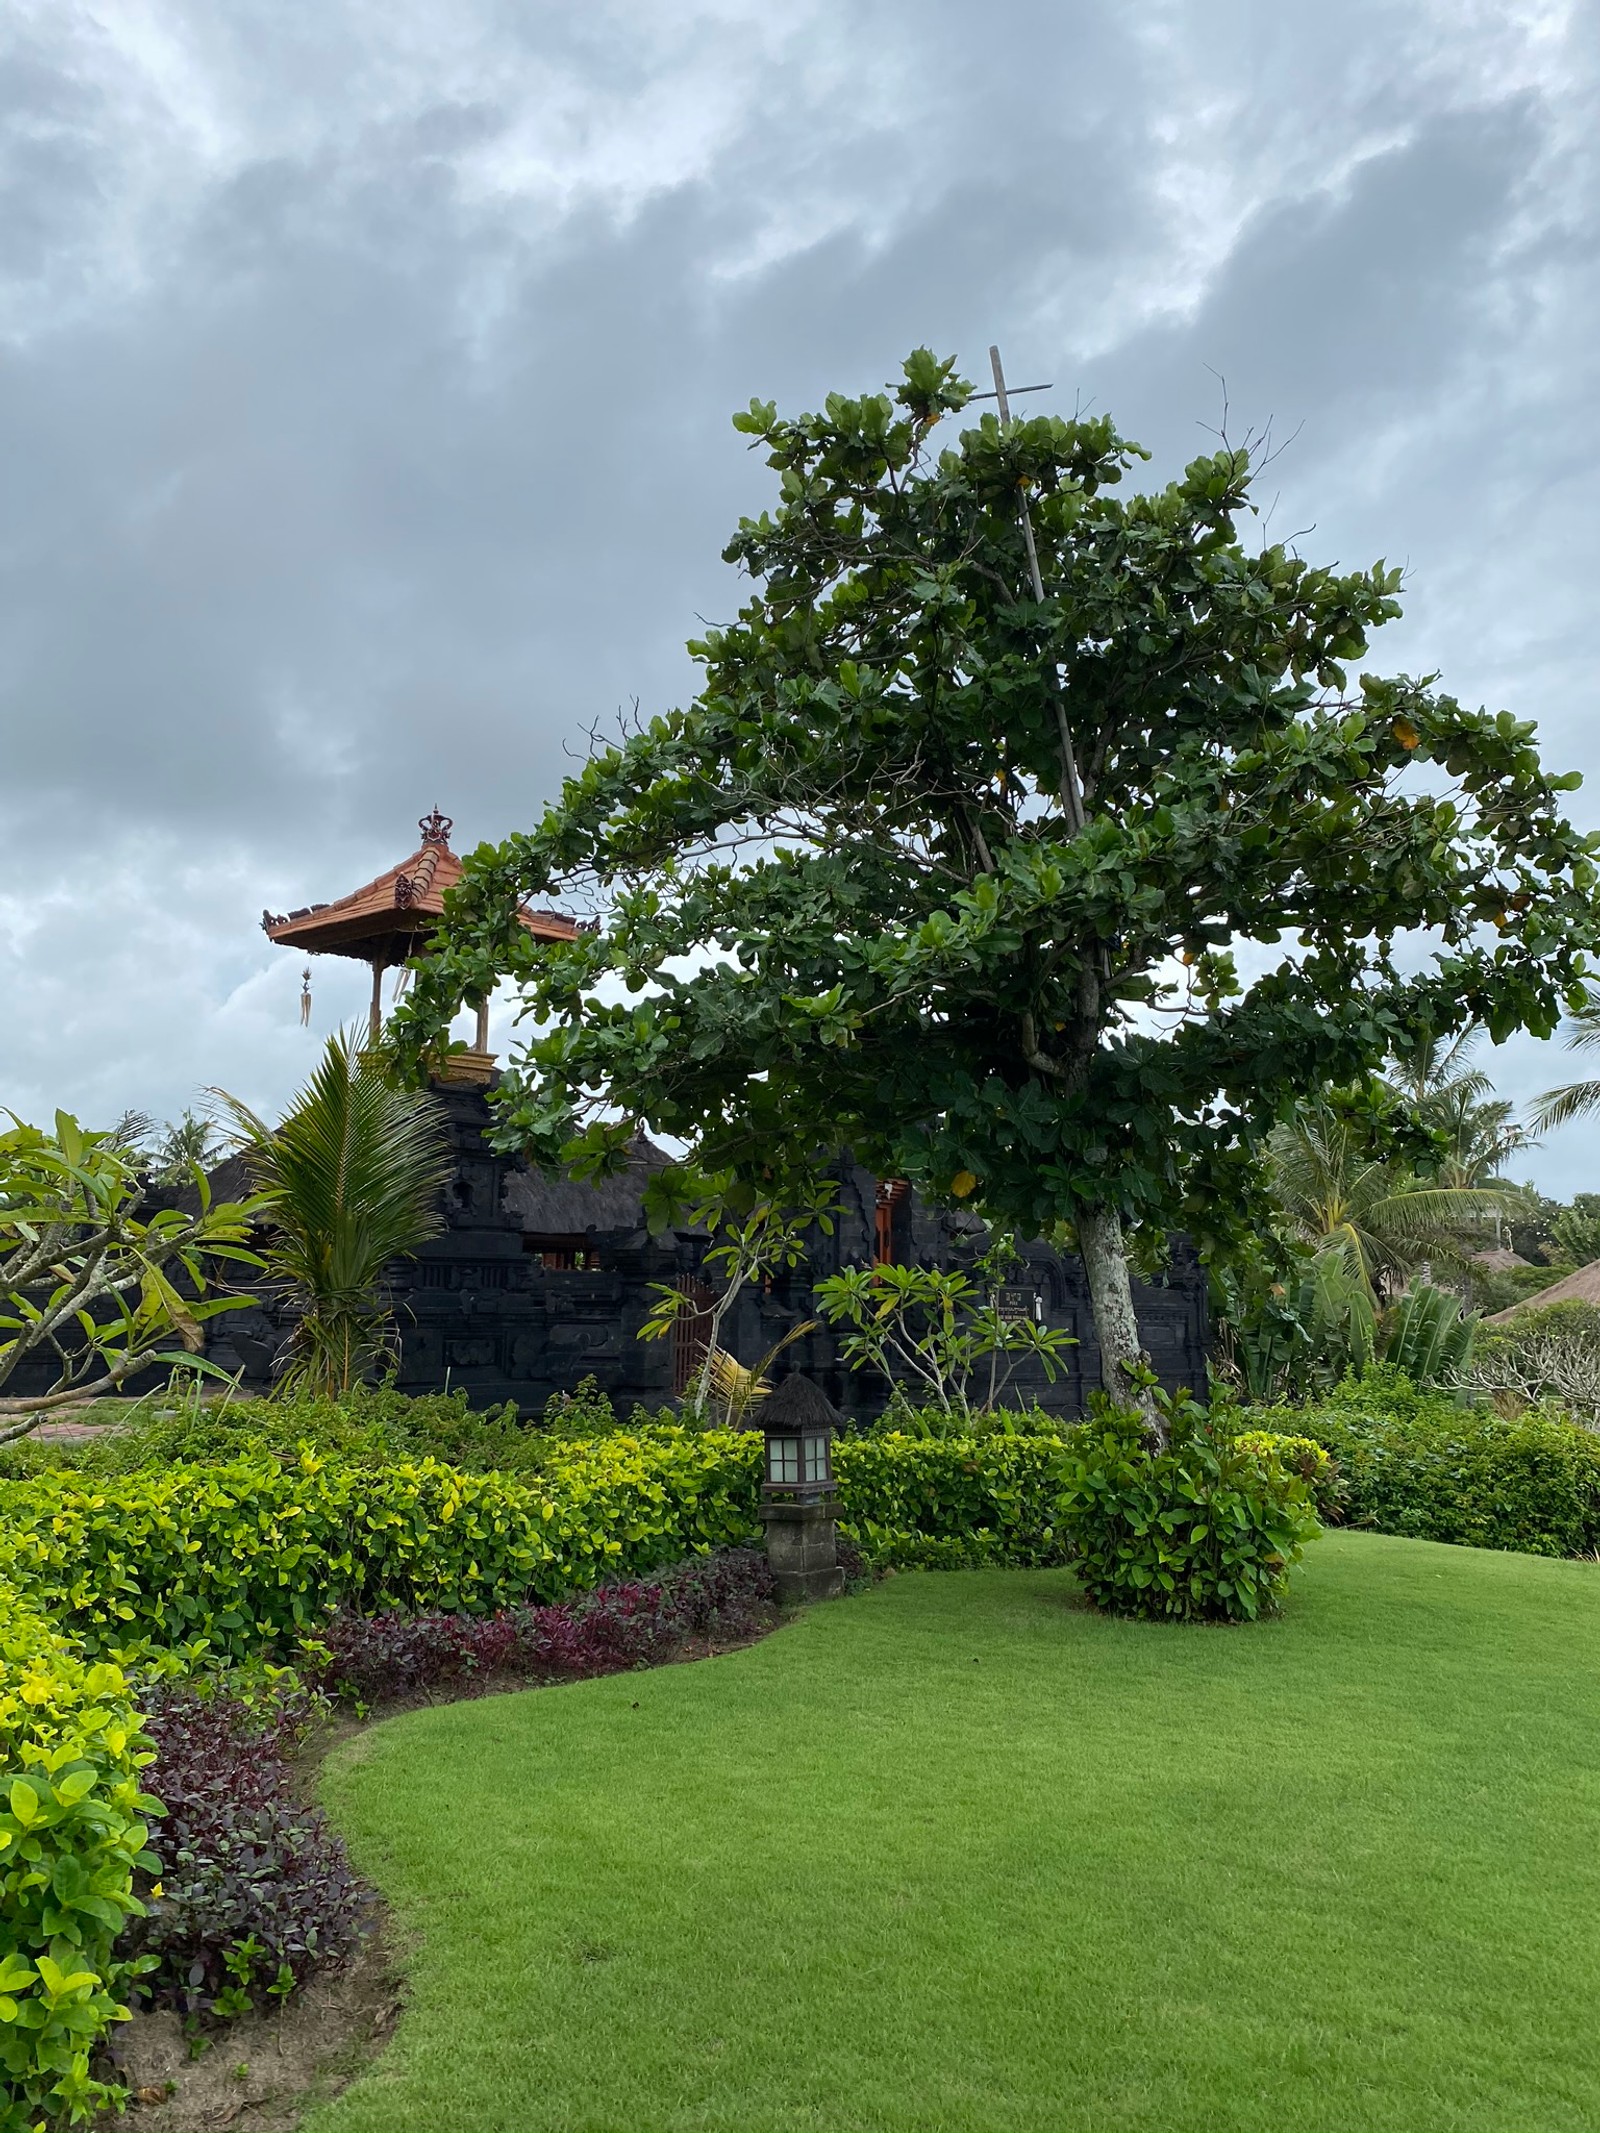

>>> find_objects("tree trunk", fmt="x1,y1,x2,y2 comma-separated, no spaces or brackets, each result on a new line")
1077,1204,1164,1444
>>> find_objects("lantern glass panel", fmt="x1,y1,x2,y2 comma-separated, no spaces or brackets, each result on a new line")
803,1433,830,1484
767,1434,802,1485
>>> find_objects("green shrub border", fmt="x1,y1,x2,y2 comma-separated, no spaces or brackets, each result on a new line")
0,1589,158,2129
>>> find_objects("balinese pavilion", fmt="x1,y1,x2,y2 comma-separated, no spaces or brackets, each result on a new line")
261,808,581,1068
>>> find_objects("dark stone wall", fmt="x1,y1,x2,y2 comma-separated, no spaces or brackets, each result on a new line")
363,1089,1210,1421
18,1086,1208,1418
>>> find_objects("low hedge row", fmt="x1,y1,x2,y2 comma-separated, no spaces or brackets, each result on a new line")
0,1430,765,1661
833,1435,1074,1568
1247,1387,1600,1557
0,1588,158,2130
0,1431,1095,1661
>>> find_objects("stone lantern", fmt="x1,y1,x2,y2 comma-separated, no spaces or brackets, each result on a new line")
759,1374,844,1603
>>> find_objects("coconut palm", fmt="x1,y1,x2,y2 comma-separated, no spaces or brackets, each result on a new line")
1388,1026,1535,1188
1268,1097,1515,1305
214,1030,453,1396
1533,993,1600,1131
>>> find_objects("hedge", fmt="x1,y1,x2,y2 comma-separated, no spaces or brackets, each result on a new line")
0,1430,766,1661
1249,1394,1600,1558
0,1588,158,2129
833,1433,1074,1568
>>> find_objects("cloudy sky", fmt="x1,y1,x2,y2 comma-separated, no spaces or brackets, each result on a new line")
2,0,1597,1194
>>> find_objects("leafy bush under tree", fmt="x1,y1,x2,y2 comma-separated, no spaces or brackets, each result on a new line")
1058,1412,1321,1622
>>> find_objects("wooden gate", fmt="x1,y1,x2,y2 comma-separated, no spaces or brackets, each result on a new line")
670,1278,717,1395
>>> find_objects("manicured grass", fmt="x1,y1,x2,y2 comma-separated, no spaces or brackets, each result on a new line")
311,1535,1600,2133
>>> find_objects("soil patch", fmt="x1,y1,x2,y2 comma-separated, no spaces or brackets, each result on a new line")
108,1927,403,2133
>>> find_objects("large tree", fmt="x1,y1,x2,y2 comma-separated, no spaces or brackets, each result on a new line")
394,351,1598,1432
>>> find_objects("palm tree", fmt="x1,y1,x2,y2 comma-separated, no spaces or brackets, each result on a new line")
1533,993,1600,1132
1388,1026,1535,1188
1268,1098,1515,1304
215,1030,454,1396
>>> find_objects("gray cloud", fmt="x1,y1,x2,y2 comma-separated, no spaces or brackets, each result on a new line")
0,0,1596,1193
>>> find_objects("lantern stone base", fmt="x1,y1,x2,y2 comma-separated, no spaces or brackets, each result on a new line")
759,1499,844,1604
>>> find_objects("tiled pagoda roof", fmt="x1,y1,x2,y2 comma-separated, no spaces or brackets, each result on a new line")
261,809,581,963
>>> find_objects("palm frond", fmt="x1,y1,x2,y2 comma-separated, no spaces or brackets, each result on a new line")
213,1029,453,1395
1531,1079,1600,1132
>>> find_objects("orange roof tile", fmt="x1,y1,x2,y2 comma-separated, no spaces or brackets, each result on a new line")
261,809,581,963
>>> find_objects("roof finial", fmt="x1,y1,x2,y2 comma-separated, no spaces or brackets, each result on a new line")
419,807,453,847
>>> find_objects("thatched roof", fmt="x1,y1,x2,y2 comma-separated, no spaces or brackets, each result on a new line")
1484,1260,1600,1323
1472,1247,1530,1274
501,1134,677,1237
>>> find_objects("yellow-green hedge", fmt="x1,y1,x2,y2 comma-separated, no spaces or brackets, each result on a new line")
0,1588,157,2129
0,1430,765,1661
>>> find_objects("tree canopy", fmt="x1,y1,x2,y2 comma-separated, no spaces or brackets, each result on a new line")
393,349,1598,1421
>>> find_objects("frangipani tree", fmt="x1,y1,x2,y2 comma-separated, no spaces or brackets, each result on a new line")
0,1112,267,1440
392,351,1598,1438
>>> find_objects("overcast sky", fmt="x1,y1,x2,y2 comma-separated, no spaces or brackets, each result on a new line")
2,0,1597,1195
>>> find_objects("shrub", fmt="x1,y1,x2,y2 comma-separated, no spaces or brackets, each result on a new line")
1058,1417,1320,1623
0,1383,554,1483
128,1679,368,2022
314,1546,778,1703
1470,1302,1600,1424
0,1431,765,1660
1282,1397,1600,1557
0,1588,159,2129
1232,1430,1344,1522
833,1433,1075,1568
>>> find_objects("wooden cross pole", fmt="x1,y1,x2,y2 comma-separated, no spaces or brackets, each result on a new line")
974,344,1087,836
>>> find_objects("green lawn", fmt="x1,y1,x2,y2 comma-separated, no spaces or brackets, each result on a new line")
310,1534,1600,2133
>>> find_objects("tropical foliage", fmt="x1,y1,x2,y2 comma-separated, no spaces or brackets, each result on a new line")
216,1030,453,1396
0,1112,266,1440
1534,992,1600,1132
1471,1302,1600,1423
814,1244,1075,1419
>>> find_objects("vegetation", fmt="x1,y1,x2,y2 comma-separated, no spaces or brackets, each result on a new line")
1232,1428,1344,1520
835,1431,1076,1568
314,1547,779,1705
1471,1300,1600,1421
1057,1408,1319,1621
0,1382,565,1483
635,1181,832,1419
130,1676,367,2023
1247,1370,1600,1556
310,1542,1600,2133
0,1591,159,2128
0,1111,265,1438
216,1031,454,1396
394,351,1598,1437
0,1435,765,1660
814,1246,1075,1418
1533,989,1600,1131
1265,1090,1505,1301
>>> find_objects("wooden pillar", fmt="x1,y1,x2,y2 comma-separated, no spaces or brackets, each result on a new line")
474,998,490,1053
369,959,383,1046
